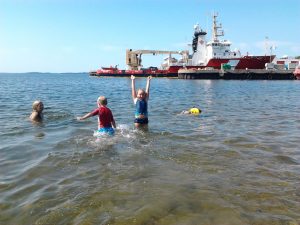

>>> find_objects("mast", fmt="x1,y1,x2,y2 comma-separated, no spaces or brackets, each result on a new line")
212,13,224,42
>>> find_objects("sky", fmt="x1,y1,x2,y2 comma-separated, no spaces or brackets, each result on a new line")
0,0,299,73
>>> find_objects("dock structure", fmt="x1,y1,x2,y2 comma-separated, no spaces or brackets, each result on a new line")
89,69,297,80
178,69,296,80
89,71,178,78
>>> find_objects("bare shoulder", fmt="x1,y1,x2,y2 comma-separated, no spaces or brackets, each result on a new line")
30,111,38,119
30,111,42,122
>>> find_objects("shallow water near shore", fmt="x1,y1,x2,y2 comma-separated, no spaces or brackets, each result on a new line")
0,73,299,225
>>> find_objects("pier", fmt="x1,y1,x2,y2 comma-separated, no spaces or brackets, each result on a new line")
178,69,296,80
89,69,297,80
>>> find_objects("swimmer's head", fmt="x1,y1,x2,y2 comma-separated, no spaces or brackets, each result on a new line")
32,100,44,112
97,96,107,106
137,89,146,99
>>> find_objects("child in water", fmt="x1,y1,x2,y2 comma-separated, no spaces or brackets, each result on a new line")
131,75,152,128
77,96,116,135
30,100,44,122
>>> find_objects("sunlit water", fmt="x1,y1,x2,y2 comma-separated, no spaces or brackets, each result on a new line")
0,73,299,225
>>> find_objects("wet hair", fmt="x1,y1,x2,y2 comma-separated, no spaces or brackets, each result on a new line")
97,96,107,105
137,88,145,93
32,100,43,111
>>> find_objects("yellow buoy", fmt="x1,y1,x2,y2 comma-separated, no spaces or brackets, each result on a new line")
189,108,201,115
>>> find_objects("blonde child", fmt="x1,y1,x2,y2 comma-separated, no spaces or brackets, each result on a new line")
77,96,116,135
131,75,152,128
30,100,44,122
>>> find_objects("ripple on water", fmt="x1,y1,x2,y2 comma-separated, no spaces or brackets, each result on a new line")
1,75,300,224
273,155,299,165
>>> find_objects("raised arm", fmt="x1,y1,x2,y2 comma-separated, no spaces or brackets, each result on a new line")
145,76,152,100
131,75,137,100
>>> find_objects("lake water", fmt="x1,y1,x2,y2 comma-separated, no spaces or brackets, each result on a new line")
0,73,299,225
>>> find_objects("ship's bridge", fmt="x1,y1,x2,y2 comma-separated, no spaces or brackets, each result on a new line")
207,40,241,59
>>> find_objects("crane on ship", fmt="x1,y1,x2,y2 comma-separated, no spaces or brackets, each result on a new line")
126,49,189,70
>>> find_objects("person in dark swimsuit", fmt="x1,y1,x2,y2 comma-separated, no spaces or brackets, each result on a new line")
131,75,152,128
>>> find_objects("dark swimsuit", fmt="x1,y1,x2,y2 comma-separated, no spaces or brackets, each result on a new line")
134,99,148,124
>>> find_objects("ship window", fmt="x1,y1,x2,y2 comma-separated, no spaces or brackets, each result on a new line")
234,53,236,56
214,53,216,56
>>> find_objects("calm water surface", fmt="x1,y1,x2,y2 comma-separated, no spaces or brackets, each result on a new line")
0,73,299,225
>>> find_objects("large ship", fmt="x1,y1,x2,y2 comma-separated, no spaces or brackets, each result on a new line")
90,13,275,77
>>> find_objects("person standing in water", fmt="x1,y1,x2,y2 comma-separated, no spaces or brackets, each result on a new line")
77,96,116,135
131,75,152,128
29,100,44,122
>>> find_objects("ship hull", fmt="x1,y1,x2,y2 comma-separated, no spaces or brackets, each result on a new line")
166,55,275,73
201,55,275,70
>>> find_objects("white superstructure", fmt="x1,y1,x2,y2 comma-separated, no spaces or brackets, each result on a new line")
192,14,241,65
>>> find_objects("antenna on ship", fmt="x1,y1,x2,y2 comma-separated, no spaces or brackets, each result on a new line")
265,36,276,63
265,36,270,56
212,12,224,42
